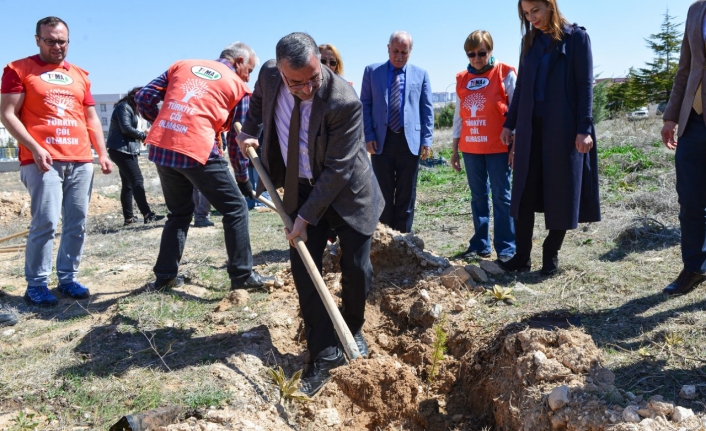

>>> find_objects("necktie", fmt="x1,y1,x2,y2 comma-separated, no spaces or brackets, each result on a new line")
283,96,302,214
694,82,703,115
389,68,402,132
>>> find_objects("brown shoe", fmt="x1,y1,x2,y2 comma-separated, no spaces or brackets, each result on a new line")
663,269,706,296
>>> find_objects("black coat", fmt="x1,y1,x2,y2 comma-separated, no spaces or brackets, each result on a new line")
106,101,146,155
504,24,601,230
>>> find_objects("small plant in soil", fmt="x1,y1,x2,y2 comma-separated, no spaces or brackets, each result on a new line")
487,285,516,304
662,332,683,348
267,366,309,404
10,411,39,431
427,317,447,388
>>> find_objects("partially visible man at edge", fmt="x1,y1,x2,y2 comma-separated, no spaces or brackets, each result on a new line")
135,41,271,291
0,16,113,307
660,0,706,296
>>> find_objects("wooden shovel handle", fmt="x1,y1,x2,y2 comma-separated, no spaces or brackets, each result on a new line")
245,145,360,360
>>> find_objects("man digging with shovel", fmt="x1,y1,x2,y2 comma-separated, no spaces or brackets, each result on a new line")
237,32,384,397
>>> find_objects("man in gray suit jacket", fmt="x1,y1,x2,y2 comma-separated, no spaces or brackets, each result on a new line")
237,33,384,397
661,0,706,295
361,31,434,233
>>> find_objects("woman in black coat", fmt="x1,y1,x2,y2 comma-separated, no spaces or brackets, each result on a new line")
107,87,163,225
498,0,600,275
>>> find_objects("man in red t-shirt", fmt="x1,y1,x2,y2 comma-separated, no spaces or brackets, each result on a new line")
0,16,112,307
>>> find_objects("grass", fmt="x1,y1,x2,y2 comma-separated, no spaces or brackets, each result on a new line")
0,119,704,428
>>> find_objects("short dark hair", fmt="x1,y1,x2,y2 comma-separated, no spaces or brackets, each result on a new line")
36,16,69,36
276,32,320,69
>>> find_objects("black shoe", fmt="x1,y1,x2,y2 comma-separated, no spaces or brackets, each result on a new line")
0,305,17,327
353,330,369,358
231,272,273,290
663,269,706,295
459,249,491,259
124,216,139,225
497,255,531,273
300,348,347,397
540,249,559,276
144,212,166,224
149,275,185,291
193,219,215,227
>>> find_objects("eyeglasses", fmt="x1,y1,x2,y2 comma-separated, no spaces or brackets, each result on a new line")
38,36,69,47
282,72,324,91
320,59,338,67
466,51,488,58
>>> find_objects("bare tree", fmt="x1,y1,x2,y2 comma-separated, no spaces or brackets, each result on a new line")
44,89,75,116
180,79,209,103
462,93,486,118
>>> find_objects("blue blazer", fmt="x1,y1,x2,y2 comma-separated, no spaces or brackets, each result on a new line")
360,61,434,155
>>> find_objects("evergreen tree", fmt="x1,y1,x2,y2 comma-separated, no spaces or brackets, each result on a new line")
633,9,682,104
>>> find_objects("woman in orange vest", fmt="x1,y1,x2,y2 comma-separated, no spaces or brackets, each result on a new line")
451,30,517,261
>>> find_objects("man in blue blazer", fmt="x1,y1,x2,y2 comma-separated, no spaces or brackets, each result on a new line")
361,31,433,233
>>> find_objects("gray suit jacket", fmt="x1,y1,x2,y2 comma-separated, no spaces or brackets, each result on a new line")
664,0,706,136
241,60,384,236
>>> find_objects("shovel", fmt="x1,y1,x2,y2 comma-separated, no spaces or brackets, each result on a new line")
243,145,360,360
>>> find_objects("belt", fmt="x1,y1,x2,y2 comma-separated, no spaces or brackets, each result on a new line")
387,126,404,134
298,177,315,186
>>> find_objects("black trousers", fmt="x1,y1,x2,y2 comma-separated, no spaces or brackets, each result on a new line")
371,128,420,233
290,181,373,360
108,149,152,219
153,158,252,283
514,117,566,258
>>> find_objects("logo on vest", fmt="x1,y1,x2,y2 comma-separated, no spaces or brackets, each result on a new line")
466,77,489,91
44,89,76,116
190,66,222,81
181,79,209,103
462,94,486,118
40,71,74,86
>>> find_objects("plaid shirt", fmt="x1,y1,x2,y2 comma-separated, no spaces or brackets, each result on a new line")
136,58,250,180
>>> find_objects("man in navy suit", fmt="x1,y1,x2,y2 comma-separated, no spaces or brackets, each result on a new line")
361,31,433,233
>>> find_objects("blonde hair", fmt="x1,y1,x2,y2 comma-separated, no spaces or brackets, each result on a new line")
318,44,344,76
464,30,494,53
518,0,569,56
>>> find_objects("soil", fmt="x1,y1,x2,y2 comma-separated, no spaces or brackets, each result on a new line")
0,183,703,430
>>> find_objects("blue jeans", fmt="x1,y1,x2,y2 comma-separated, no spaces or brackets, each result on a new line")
462,152,515,257
20,162,93,285
676,110,706,273
192,188,211,222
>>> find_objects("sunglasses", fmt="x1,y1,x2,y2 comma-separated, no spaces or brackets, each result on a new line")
320,59,338,67
466,51,488,58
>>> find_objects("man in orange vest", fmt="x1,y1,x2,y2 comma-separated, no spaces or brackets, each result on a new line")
136,42,271,291
0,16,113,307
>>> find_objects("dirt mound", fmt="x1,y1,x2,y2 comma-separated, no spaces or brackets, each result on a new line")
323,224,448,280
332,355,422,428
0,191,120,225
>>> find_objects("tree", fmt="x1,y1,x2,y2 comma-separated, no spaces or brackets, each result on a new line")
592,77,609,123
180,79,208,102
631,9,682,104
435,103,454,129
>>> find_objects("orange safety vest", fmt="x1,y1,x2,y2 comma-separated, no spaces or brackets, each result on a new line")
146,60,251,164
7,57,93,165
456,63,515,154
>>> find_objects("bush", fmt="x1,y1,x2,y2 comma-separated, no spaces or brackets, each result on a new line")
435,103,454,129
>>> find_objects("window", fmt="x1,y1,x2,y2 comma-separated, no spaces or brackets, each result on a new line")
101,117,108,126
100,104,107,112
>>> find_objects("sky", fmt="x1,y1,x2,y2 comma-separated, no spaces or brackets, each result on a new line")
0,0,693,96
